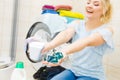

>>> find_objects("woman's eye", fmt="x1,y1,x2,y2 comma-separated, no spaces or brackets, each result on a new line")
87,2,90,4
94,3,99,6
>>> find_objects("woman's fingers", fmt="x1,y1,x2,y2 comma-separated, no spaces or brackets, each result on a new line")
42,61,59,66
42,58,64,67
47,62,60,66
41,43,51,53
42,61,49,65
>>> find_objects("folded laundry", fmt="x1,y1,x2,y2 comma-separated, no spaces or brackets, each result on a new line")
41,9,58,14
42,5,55,10
58,10,84,19
55,5,72,11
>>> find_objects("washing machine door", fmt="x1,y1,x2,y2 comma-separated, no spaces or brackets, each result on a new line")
25,22,51,63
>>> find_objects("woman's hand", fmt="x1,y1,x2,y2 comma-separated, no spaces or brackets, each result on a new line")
41,42,53,53
42,58,64,67
42,52,68,67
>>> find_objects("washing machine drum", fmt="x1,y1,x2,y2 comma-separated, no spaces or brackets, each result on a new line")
25,22,51,63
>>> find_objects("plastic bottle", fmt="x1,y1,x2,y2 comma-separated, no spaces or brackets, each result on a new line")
10,61,26,80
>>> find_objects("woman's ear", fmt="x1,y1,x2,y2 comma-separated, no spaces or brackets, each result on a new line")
102,9,106,15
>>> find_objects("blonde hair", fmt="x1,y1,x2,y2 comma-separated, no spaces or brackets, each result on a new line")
101,0,112,23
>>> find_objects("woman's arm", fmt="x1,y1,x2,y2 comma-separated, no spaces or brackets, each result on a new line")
62,27,113,55
42,26,75,53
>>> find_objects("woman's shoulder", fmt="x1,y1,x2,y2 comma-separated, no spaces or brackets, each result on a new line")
91,25,114,52
99,25,114,36
93,24,114,35
104,26,114,34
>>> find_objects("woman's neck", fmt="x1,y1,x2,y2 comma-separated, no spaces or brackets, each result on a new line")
85,19,103,31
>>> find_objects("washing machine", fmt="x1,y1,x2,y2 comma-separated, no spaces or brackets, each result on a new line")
25,21,72,71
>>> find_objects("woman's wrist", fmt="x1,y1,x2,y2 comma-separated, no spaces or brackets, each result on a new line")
62,48,70,56
62,52,68,58
47,42,55,50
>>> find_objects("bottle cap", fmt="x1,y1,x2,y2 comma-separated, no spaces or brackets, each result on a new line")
16,61,24,69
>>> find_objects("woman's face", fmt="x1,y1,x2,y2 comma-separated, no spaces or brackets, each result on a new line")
85,0,104,20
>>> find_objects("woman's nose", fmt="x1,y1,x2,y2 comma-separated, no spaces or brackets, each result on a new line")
86,3,93,8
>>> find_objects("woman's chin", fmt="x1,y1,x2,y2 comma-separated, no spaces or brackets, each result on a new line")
86,15,93,19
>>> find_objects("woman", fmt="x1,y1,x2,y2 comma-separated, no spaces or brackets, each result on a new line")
41,0,114,80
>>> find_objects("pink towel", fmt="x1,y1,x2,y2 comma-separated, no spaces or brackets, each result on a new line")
55,5,72,11
42,5,55,10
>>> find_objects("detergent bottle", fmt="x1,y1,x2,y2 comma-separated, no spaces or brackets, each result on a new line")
10,61,26,80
